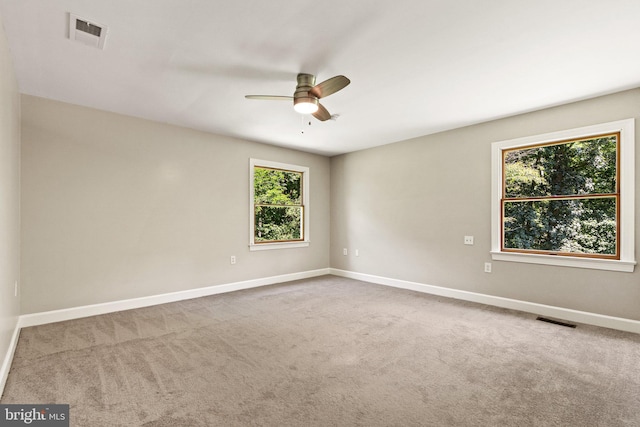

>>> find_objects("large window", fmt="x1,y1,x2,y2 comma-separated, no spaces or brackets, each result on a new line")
491,119,635,272
249,159,309,250
503,133,619,257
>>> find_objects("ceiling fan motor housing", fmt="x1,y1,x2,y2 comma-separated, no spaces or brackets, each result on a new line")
293,73,319,113
295,73,316,93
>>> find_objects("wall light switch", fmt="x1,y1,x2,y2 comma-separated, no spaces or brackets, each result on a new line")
343,248,348,256
464,236,474,245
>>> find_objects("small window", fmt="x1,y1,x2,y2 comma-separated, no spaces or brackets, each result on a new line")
491,119,635,272
249,159,309,250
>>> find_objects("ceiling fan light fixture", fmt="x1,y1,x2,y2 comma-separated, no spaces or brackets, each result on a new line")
294,96,319,114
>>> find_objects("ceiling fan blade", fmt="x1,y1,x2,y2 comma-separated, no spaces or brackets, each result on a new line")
245,95,293,101
309,75,350,99
312,103,331,121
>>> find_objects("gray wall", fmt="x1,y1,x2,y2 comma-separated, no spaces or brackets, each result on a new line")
0,13,21,385
21,95,330,314
14,80,640,322
331,89,640,321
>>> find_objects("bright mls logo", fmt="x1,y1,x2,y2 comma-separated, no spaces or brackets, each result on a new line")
0,405,69,426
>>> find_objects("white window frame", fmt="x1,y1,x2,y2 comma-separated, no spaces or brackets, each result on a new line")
249,158,310,251
490,119,635,272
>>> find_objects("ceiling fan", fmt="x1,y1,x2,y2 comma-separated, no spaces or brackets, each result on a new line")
245,73,350,121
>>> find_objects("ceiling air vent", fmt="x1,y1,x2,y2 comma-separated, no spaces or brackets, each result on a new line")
69,13,108,49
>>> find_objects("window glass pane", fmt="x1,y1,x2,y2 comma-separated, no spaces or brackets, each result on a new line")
503,197,617,255
254,167,302,205
504,135,617,198
254,206,303,242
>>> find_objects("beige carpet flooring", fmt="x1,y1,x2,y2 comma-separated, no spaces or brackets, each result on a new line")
2,275,639,426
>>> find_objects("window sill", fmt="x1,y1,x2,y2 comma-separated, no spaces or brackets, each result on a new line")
490,251,636,272
250,241,310,251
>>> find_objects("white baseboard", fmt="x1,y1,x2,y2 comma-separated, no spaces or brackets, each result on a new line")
0,320,21,399
330,268,640,334
18,268,330,329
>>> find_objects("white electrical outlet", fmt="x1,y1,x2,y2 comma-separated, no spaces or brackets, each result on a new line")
230,256,236,265
343,248,348,256
484,262,492,273
355,249,359,257
464,236,474,245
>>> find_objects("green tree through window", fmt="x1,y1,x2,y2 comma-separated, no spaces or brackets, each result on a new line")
502,133,619,258
253,166,304,243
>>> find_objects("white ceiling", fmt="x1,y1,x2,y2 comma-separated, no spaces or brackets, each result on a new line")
2,0,640,156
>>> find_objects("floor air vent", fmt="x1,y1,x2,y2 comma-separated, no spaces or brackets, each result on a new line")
536,316,576,328
69,13,108,49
